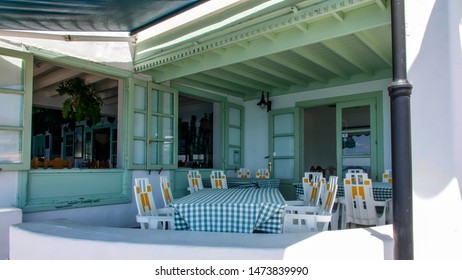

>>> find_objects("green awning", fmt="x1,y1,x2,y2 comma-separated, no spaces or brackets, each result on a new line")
0,0,204,34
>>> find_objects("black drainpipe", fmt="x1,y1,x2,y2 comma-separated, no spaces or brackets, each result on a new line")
388,0,414,259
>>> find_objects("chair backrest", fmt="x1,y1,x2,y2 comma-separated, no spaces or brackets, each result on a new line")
343,174,379,226
159,176,173,206
347,168,364,173
187,170,204,193
210,170,228,189
319,176,338,215
237,168,251,178
302,172,324,207
382,169,392,183
255,168,270,179
133,178,159,216
345,171,368,184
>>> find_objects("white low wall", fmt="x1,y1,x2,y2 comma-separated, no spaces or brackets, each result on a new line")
0,208,22,260
9,219,393,260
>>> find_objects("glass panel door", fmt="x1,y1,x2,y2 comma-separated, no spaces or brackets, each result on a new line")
226,105,243,168
269,108,300,182
337,100,377,180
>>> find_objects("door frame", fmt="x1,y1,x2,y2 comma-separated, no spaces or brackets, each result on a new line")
295,91,384,181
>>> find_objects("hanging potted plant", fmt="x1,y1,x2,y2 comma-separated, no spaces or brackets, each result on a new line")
57,77,103,126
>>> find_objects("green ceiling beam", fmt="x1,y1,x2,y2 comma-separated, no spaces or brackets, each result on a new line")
143,3,390,82
243,60,310,86
292,47,350,79
322,39,375,75
354,29,392,66
266,53,327,82
223,65,290,89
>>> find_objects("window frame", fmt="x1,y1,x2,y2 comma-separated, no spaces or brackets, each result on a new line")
0,48,33,171
14,46,133,212
127,79,179,170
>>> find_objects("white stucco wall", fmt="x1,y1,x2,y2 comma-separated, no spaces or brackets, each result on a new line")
406,0,462,259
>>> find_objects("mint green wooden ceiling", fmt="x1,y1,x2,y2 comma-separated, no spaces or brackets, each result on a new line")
135,0,392,101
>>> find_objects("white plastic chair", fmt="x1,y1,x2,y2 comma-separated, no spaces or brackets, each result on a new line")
133,178,174,230
347,168,364,174
302,172,323,207
210,170,228,189
382,169,392,183
159,176,174,207
342,174,390,228
286,172,324,210
255,168,270,179
283,194,334,233
237,168,251,178
285,175,337,231
187,170,204,193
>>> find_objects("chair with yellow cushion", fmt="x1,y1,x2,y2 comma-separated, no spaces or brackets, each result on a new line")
187,170,204,193
210,170,228,189
158,176,175,216
255,168,270,179
382,169,393,183
237,168,251,178
342,174,390,228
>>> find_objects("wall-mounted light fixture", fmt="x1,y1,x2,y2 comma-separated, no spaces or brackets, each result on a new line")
257,91,272,112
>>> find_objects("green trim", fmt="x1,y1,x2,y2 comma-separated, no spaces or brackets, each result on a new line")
20,169,130,213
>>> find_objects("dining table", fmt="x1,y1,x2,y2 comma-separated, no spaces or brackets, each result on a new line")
203,177,281,188
169,187,287,233
292,181,392,202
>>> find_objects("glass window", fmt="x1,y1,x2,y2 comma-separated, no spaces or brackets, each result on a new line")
0,55,24,91
342,105,370,130
342,132,371,155
274,113,294,134
274,136,295,157
178,95,213,168
0,93,23,126
0,130,22,163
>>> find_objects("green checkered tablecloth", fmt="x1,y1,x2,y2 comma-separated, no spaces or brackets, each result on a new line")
170,187,287,233
292,182,392,202
203,177,280,188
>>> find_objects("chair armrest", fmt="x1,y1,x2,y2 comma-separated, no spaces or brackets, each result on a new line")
374,198,392,208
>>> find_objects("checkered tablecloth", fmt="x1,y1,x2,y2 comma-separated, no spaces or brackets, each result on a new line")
292,182,392,201
170,187,287,233
203,177,280,188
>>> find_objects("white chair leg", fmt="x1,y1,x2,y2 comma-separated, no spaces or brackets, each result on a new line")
331,203,340,230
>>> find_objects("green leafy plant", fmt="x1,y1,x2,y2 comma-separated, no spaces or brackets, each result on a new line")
57,77,103,125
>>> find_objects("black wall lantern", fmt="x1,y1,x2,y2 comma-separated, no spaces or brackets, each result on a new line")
257,91,272,112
